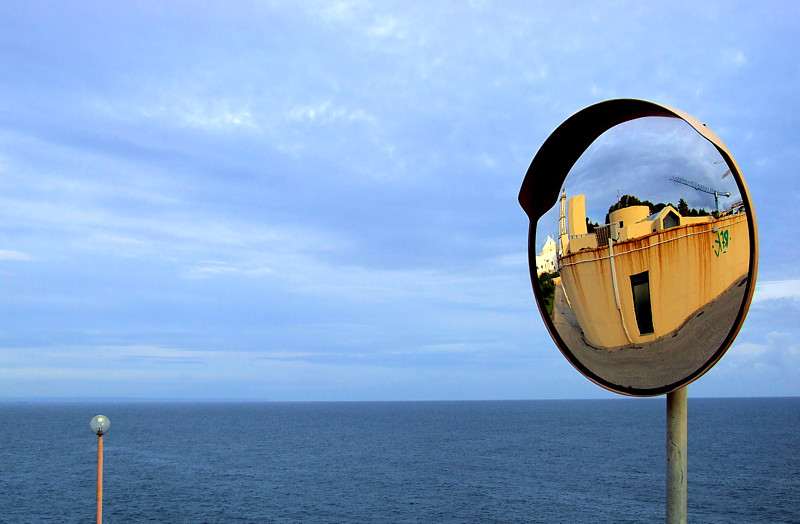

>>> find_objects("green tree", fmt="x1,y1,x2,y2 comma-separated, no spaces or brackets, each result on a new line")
537,270,560,317
603,193,711,223
678,198,690,216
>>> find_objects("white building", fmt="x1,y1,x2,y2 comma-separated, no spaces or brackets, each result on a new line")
536,235,558,275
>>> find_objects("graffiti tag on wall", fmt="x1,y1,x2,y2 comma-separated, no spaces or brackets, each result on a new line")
713,229,730,257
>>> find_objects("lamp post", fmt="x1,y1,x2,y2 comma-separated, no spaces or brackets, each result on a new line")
90,415,110,524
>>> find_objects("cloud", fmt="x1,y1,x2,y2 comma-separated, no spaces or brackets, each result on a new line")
753,279,800,305
0,344,313,372
178,105,257,132
725,49,747,67
730,341,768,357
286,101,375,125
367,16,403,38
4,159,348,263
2,1,799,400
94,94,260,133
319,1,360,22
0,250,33,261
184,261,274,279
724,330,800,371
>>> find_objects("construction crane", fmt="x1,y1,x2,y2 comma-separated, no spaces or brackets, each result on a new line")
668,176,731,214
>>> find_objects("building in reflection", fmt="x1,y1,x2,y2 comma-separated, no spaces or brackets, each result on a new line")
536,236,558,276
555,190,748,349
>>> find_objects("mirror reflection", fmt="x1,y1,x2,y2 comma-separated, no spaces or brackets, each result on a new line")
534,117,749,391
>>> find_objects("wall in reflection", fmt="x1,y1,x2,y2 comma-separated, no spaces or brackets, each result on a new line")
526,109,756,392
554,190,748,349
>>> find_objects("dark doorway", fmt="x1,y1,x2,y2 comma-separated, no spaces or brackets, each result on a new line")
630,271,654,335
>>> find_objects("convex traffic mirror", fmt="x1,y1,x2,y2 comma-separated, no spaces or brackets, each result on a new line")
519,99,758,396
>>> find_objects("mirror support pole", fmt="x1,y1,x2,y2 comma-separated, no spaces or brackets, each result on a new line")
666,386,688,524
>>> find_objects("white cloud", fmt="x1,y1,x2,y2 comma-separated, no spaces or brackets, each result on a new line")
491,252,527,269
92,92,259,133
0,250,33,261
0,344,315,370
753,279,800,305
319,1,360,22
3,1,799,401
4,182,346,264
144,99,258,132
725,49,747,66
367,16,402,38
184,261,274,279
286,101,375,125
729,341,768,357
718,330,800,377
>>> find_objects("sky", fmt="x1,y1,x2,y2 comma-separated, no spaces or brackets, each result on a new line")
535,116,744,241
2,1,799,401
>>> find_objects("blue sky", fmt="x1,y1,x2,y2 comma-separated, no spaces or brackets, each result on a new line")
2,1,798,401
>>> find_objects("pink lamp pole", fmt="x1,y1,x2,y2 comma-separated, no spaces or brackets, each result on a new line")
90,415,110,524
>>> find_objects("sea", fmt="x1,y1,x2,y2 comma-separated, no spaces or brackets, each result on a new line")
1,398,798,523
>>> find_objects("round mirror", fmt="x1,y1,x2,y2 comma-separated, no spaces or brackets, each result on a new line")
519,99,758,396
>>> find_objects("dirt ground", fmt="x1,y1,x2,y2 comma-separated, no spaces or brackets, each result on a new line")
550,276,749,392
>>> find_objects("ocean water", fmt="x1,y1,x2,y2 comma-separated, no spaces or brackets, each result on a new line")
1,398,798,523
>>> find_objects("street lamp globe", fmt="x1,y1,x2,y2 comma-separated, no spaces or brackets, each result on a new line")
90,415,111,436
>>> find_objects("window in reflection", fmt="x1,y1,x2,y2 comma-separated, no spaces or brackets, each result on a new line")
630,271,654,335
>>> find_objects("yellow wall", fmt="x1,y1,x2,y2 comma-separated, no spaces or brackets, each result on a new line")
609,205,651,241
558,213,749,349
682,216,712,226
569,234,598,252
609,205,649,227
568,195,588,236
